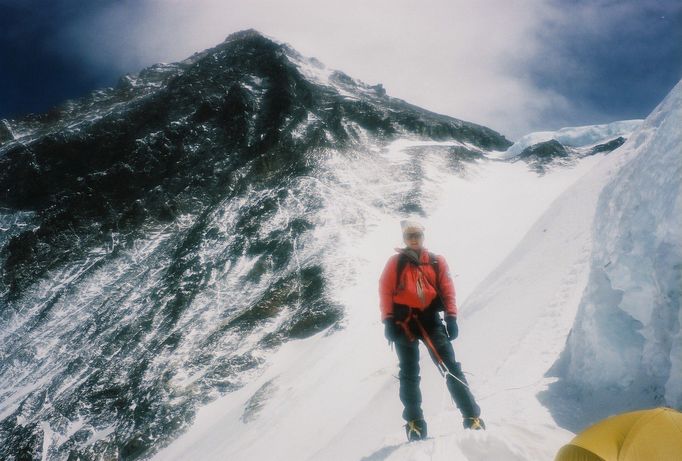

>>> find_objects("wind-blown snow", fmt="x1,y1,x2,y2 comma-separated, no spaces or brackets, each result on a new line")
498,119,643,160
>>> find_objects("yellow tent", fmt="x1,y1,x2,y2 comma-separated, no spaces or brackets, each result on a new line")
555,407,682,461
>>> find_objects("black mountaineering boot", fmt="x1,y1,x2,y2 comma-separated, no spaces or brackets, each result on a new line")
463,417,485,430
405,418,428,441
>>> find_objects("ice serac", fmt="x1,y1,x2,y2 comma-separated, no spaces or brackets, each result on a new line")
0,29,510,459
548,79,682,427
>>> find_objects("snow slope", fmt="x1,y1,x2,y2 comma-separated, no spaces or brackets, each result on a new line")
155,86,680,461
153,155,604,459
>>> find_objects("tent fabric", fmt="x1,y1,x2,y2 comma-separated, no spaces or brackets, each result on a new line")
555,444,605,461
554,407,682,461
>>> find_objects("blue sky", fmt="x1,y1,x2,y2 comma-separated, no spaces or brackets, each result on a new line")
1,0,680,139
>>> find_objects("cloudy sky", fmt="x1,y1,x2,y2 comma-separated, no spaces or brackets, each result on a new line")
1,0,680,139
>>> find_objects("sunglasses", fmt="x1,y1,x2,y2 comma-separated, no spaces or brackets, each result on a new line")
404,232,423,240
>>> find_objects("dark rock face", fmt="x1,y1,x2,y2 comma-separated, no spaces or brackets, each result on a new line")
0,31,509,297
519,139,569,159
0,29,510,459
590,136,626,155
0,120,13,143
516,140,571,174
515,136,628,174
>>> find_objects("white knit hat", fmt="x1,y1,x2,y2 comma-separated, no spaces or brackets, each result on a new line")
400,219,425,233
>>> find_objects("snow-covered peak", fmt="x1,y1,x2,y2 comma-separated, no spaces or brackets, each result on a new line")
500,119,643,160
283,45,388,101
222,28,279,45
219,29,355,93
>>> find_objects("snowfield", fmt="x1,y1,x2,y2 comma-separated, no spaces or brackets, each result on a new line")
155,81,681,460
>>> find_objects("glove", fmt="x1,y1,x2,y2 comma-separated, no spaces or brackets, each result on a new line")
384,318,401,342
445,316,459,340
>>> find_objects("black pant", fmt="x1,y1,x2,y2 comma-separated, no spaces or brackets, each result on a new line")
393,304,480,422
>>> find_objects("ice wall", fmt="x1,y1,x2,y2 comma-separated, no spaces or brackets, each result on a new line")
555,80,682,414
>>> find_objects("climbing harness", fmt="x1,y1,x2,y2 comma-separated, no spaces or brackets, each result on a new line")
395,307,471,391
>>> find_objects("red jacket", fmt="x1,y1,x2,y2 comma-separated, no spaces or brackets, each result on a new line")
379,248,458,321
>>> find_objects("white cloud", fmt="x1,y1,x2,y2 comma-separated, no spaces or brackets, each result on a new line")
61,0,586,139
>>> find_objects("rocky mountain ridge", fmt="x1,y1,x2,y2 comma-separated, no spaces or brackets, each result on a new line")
0,29,511,460
0,29,510,299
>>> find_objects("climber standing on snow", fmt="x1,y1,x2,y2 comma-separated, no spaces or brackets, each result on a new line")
379,219,484,441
